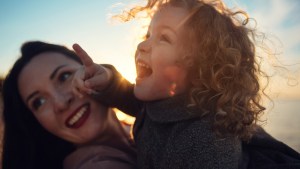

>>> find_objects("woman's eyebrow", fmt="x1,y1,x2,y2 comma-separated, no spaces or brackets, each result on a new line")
26,91,38,104
25,64,68,105
50,64,67,80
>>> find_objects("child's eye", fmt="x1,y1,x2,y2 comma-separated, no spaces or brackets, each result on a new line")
58,71,73,83
160,34,171,43
31,97,46,110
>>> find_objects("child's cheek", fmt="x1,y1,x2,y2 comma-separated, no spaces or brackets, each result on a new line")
163,66,187,96
163,66,181,82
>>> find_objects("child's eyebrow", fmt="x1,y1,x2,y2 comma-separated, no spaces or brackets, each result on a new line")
158,25,178,35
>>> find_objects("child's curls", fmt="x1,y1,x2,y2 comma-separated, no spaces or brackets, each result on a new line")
118,0,271,141
181,0,267,141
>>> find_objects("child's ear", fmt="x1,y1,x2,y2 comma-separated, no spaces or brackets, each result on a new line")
185,55,194,68
184,55,201,87
182,54,195,70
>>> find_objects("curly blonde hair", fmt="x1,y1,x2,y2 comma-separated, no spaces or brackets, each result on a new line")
118,0,269,141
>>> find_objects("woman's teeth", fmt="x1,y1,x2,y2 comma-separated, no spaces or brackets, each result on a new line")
68,106,87,126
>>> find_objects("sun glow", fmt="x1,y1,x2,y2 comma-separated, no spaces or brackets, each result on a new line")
115,108,135,125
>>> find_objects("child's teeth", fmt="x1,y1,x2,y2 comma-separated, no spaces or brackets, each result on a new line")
138,62,150,69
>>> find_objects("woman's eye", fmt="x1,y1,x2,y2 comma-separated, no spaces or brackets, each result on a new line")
32,98,46,110
58,71,72,83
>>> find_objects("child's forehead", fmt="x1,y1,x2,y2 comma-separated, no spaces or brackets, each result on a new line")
151,4,191,29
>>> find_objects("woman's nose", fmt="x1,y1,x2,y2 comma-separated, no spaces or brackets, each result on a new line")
53,90,74,113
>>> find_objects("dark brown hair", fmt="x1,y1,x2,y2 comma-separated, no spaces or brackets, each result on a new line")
2,41,81,169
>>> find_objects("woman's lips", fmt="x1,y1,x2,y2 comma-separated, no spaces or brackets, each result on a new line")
66,103,90,129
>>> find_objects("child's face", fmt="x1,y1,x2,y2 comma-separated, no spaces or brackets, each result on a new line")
134,5,190,101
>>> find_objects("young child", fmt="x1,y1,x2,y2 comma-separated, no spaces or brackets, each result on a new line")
72,0,300,168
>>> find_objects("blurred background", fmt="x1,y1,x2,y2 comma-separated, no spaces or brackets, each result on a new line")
0,1,299,164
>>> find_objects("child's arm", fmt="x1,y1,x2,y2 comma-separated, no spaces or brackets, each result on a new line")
72,44,141,117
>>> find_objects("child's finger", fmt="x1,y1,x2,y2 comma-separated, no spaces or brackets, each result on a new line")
72,69,92,97
72,80,93,98
73,43,97,80
72,43,94,67
72,86,84,98
72,77,85,97
72,78,98,98
84,74,109,90
84,66,112,89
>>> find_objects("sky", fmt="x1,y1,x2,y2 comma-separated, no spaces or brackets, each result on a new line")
1,0,300,99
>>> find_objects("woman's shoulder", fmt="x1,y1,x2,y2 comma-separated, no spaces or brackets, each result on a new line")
64,145,136,169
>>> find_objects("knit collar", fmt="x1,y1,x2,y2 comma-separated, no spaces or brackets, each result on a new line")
144,94,201,123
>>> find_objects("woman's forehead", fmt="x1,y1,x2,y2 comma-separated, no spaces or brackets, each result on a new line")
19,52,79,79
17,52,80,97
31,52,76,64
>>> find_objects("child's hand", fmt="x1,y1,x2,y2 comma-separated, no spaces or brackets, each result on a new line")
72,43,112,98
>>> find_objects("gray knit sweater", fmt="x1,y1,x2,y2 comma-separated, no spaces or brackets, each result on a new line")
97,65,241,169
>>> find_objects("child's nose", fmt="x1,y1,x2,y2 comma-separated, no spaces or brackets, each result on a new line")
137,39,151,53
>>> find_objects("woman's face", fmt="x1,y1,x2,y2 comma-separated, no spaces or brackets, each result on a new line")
18,52,109,145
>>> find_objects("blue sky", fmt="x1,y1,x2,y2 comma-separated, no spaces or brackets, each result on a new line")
1,0,300,98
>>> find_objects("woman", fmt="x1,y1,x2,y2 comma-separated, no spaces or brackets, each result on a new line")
1,41,136,169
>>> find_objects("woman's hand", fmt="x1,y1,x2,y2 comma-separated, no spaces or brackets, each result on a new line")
72,43,112,98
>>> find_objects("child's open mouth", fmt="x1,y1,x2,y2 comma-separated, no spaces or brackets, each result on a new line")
136,61,153,79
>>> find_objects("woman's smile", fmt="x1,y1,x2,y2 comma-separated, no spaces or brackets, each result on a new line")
66,103,90,128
